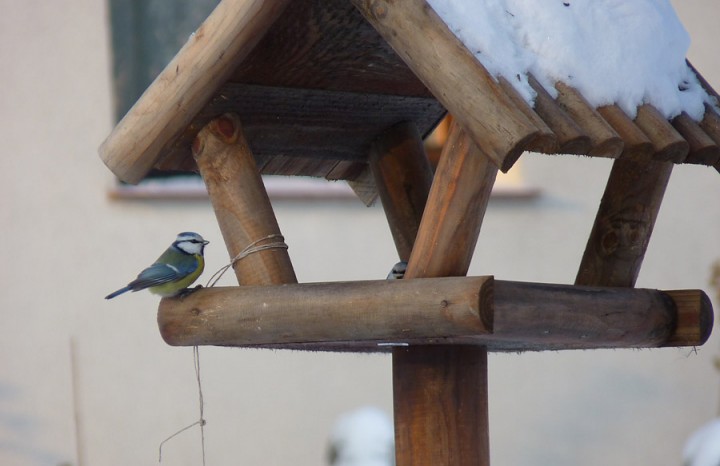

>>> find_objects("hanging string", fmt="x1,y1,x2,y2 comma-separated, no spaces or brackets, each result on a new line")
158,346,206,465
205,234,288,288
158,234,287,464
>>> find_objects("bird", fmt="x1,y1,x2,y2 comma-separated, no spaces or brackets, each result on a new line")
105,232,209,299
386,261,407,280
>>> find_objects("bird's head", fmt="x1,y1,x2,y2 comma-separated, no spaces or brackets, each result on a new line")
174,232,209,255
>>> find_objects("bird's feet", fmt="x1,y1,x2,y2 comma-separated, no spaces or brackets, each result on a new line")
177,285,203,299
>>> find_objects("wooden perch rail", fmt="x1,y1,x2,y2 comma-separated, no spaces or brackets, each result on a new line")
158,276,493,346
157,279,713,352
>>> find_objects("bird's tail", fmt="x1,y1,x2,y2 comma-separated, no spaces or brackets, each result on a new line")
105,286,131,300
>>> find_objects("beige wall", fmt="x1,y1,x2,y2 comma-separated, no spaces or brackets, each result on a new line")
1,1,719,465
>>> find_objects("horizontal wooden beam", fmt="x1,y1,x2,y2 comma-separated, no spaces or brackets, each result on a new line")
159,276,493,347
157,278,712,352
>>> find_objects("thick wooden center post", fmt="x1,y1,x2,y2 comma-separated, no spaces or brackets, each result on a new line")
371,120,496,466
192,113,296,285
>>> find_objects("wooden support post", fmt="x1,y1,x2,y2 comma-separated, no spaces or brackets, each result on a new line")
352,0,540,172
99,0,291,183
192,113,296,285
370,122,434,261
407,121,497,277
400,121,495,466
576,158,672,287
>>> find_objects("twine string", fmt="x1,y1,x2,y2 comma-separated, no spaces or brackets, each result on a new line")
159,346,206,465
205,234,288,288
158,234,288,464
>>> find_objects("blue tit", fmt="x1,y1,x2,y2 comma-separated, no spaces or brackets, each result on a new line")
105,232,209,299
386,261,407,280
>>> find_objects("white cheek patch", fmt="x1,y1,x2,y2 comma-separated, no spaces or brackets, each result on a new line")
176,241,203,255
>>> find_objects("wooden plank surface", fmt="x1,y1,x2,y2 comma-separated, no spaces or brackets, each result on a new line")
192,114,297,285
153,83,446,178
100,0,292,183
231,0,431,96
353,0,539,172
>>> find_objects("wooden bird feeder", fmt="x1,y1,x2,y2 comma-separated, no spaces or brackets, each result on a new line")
100,1,718,465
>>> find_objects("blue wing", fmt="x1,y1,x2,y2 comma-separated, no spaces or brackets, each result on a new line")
126,262,192,291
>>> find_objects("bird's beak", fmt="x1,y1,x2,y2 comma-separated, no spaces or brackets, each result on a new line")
203,240,210,245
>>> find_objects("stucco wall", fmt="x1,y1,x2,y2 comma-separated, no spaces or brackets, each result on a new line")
1,1,719,465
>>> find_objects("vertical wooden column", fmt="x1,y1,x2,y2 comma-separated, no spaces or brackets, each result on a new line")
576,158,673,287
372,120,496,466
193,113,297,285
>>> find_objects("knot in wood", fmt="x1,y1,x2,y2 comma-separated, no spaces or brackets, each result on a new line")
369,1,387,19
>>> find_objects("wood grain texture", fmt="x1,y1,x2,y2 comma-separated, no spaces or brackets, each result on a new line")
352,0,539,172
700,103,720,146
192,114,297,285
158,276,493,346
100,0,291,183
370,122,434,261
394,119,495,466
498,77,558,154
634,104,689,162
407,121,497,278
393,346,489,466
662,289,714,347
156,280,712,351
528,75,591,155
597,105,653,161
555,82,624,158
576,158,673,288
231,0,431,96
672,112,720,165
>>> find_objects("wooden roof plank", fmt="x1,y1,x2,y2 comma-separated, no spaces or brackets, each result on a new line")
673,111,720,165
634,104,689,162
527,75,592,155
597,104,654,161
99,0,292,184
352,0,540,173
498,77,559,154
555,82,624,158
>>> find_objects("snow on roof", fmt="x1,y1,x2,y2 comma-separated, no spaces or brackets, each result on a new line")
427,0,713,120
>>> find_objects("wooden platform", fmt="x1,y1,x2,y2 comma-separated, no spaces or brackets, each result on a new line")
157,278,713,353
